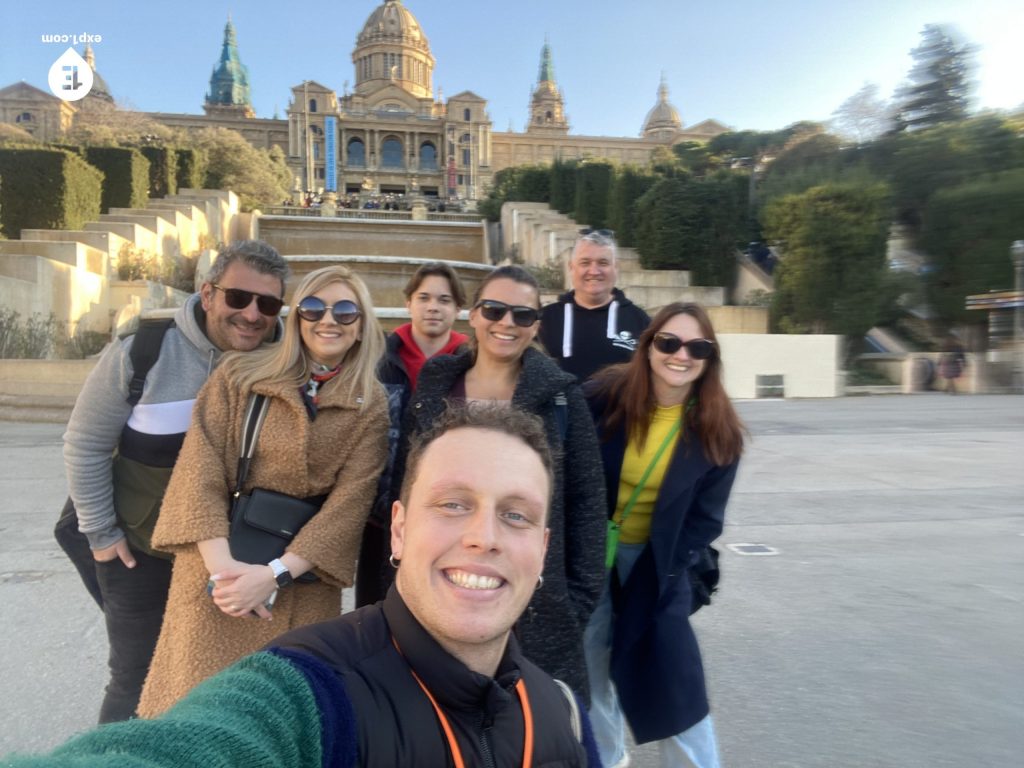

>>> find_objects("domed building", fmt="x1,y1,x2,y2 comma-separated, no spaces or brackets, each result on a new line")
642,76,683,141
0,0,730,199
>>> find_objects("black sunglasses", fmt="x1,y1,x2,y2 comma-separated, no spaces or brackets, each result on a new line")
211,284,284,317
579,227,615,238
651,333,715,360
473,300,540,327
295,297,362,325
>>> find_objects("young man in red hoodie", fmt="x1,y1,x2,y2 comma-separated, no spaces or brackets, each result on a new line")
356,262,469,606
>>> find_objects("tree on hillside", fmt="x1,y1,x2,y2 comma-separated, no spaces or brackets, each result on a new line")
892,25,973,132
64,104,182,147
920,168,1024,328
831,83,893,145
0,123,39,146
635,172,746,287
763,182,891,352
193,127,290,211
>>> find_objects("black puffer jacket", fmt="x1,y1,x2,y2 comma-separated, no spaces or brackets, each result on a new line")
394,347,607,701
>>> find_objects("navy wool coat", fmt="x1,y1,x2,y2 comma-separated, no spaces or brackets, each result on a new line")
588,394,739,743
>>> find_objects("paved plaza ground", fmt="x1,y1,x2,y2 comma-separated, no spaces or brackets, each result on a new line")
1,394,1022,766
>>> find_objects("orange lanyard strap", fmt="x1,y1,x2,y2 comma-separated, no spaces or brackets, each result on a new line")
393,637,533,768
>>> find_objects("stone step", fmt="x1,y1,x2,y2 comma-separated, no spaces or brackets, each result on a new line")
0,394,74,424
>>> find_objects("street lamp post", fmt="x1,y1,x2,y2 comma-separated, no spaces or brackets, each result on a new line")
1011,240,1024,393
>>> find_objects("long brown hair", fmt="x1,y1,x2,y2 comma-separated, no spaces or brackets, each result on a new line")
590,302,744,466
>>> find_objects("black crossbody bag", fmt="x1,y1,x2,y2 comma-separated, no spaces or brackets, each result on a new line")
228,394,323,583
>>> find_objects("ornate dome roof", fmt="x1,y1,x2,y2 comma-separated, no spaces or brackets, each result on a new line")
357,0,430,53
642,77,682,136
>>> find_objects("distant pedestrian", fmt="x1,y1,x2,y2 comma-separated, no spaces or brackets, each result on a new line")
939,337,966,394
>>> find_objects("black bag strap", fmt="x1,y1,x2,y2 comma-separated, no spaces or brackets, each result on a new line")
126,318,175,406
233,393,270,500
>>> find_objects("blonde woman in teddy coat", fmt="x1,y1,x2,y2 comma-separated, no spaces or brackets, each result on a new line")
137,266,389,718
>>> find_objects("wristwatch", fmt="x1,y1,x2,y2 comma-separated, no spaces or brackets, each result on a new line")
268,558,293,588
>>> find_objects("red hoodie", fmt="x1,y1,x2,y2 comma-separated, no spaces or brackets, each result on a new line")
393,323,468,390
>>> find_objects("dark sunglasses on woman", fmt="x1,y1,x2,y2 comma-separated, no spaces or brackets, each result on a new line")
473,300,540,327
211,284,284,316
651,332,715,359
295,297,362,325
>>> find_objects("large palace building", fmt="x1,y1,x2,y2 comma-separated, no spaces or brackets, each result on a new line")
1,0,729,201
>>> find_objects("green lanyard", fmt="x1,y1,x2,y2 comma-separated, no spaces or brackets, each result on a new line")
605,419,682,569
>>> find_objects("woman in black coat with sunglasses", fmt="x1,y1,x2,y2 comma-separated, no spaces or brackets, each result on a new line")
390,265,607,702
583,302,745,768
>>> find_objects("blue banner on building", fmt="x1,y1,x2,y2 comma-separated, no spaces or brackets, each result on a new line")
324,116,337,192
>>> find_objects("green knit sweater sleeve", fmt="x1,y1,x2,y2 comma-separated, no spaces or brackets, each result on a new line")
3,653,324,768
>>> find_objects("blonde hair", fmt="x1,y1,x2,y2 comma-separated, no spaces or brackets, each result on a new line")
221,266,384,409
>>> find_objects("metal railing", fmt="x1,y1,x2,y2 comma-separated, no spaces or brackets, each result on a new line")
262,206,481,223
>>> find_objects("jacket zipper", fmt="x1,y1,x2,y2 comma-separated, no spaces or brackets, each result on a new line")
478,712,496,768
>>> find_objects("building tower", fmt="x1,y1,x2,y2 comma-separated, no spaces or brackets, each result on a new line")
527,39,568,135
204,17,254,119
641,74,682,141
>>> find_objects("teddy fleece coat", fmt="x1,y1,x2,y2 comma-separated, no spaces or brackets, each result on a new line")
137,364,388,717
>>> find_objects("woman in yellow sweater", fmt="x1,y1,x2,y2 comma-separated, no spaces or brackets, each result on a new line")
583,302,745,768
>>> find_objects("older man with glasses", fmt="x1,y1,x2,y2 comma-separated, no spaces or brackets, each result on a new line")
56,240,288,724
540,228,651,382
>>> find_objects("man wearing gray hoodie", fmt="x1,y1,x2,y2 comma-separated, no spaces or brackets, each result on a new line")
59,240,288,723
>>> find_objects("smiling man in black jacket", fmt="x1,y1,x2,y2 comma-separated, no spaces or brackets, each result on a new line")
540,229,650,383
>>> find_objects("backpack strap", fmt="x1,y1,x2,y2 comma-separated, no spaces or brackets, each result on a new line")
552,678,582,742
126,318,175,406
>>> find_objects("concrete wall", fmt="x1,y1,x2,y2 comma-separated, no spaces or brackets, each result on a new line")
0,252,107,331
255,216,486,264
720,334,842,399
283,255,492,307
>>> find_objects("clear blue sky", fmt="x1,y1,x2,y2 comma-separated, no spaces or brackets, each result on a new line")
2,0,1021,136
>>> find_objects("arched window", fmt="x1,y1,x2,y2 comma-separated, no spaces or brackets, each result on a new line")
16,112,33,123
309,124,323,136
308,98,318,113
463,108,471,121
419,142,437,171
546,110,552,121
347,138,366,167
460,133,471,144
381,137,403,168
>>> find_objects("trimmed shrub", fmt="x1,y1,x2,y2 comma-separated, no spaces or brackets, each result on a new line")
0,148,102,235
574,161,614,230
84,146,149,213
607,165,656,247
175,147,207,191
549,158,576,214
139,146,177,198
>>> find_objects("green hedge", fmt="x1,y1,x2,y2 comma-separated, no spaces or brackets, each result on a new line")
0,148,102,235
549,158,576,214
140,146,177,198
574,161,614,230
175,147,207,191
606,165,656,247
84,146,149,213
635,172,747,287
